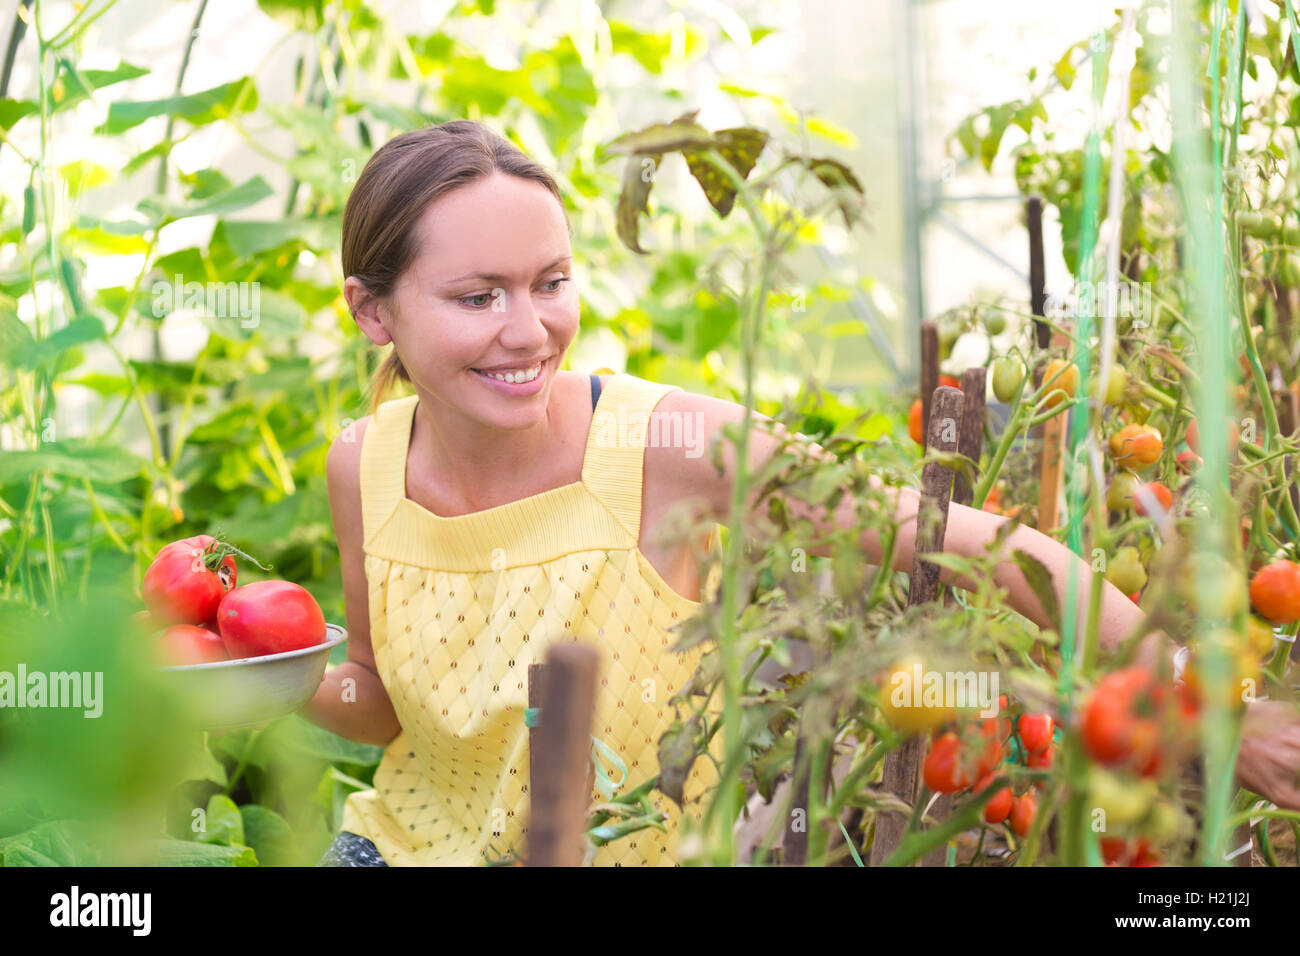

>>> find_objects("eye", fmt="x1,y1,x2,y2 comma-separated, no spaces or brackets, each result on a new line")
458,292,493,308
543,277,572,293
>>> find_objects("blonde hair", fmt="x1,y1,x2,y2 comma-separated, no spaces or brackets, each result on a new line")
340,120,571,415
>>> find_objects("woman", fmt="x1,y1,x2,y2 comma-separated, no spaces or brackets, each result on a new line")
305,120,1300,866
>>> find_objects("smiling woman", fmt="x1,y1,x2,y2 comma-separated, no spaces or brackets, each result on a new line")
307,121,726,866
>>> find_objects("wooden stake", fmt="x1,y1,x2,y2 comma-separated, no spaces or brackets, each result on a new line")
1037,327,1073,533
525,644,600,867
952,367,988,506
870,386,965,866
921,321,939,447
1028,196,1048,350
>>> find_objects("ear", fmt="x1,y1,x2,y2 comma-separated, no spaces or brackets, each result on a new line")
344,275,393,347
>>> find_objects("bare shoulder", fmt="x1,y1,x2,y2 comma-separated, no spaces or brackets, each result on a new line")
644,387,821,526
326,415,372,496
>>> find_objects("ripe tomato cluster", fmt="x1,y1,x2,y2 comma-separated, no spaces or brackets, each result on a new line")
918,695,1056,840
139,534,327,666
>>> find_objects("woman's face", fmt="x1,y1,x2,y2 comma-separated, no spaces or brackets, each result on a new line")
351,171,579,430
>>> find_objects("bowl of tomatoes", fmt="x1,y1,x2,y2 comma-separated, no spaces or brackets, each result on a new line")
157,622,347,731
140,534,346,730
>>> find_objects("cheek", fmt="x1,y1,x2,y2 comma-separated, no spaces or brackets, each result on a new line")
400,310,487,360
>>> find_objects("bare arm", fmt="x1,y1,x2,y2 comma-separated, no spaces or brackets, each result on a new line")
663,390,1144,651
299,418,402,746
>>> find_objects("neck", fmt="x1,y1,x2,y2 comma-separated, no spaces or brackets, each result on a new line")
410,387,565,510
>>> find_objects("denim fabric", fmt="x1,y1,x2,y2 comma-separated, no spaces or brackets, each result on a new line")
316,830,389,867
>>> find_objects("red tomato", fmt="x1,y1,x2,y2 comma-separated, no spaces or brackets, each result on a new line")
974,722,1003,779
1099,836,1149,865
157,625,228,666
1017,713,1054,755
1081,668,1167,777
142,535,237,627
1026,746,1053,772
216,580,326,659
908,398,924,445
1175,450,1200,474
1009,792,1038,837
980,694,1012,742
939,374,962,390
923,733,973,794
1249,560,1300,624
1133,482,1173,518
975,773,1013,824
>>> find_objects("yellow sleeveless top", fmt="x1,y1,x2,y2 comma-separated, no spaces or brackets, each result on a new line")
339,373,723,865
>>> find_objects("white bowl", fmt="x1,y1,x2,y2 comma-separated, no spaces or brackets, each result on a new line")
157,623,347,731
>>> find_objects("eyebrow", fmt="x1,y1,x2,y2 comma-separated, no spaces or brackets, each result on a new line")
439,255,572,286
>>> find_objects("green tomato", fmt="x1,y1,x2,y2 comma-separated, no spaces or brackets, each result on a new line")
1106,472,1142,512
1143,799,1187,846
1108,367,1129,404
1088,765,1158,828
984,312,1007,336
1106,546,1147,595
1235,210,1282,239
991,356,1025,404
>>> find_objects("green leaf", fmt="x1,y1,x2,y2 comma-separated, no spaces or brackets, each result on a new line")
178,742,229,787
197,287,304,342
144,175,274,223
655,716,700,807
0,98,36,130
609,20,672,73
0,820,100,866
257,0,326,30
12,315,103,370
239,805,295,866
955,116,978,159
260,715,385,767
58,160,113,197
1011,548,1061,634
65,220,150,255
0,440,147,484
217,215,340,257
1012,100,1047,135
145,838,258,866
980,105,1014,172
614,149,661,255
99,77,258,135
683,126,768,218
179,168,234,200
802,156,866,229
78,60,151,90
1053,45,1078,90
198,794,245,846
398,32,456,78
604,109,715,158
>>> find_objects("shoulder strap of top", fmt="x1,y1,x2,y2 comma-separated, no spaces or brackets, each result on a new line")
581,373,682,540
359,393,419,547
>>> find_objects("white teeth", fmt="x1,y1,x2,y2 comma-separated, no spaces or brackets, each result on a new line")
477,362,542,384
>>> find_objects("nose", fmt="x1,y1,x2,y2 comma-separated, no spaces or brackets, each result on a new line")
496,288,550,351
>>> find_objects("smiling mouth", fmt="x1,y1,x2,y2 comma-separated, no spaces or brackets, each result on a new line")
471,360,545,384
